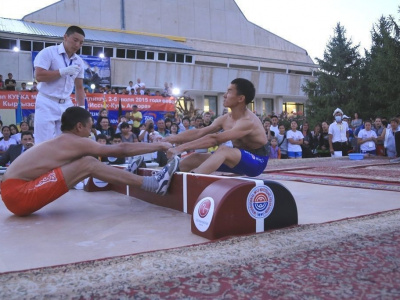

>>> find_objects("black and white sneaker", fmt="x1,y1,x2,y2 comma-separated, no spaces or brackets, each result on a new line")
154,156,180,195
127,155,144,174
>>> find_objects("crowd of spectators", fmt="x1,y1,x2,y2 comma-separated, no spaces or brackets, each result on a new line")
260,109,400,161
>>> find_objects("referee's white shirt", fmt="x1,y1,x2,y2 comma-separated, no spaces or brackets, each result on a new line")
34,43,85,100
328,121,349,143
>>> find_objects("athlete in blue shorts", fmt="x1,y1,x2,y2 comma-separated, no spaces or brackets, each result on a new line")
163,78,269,177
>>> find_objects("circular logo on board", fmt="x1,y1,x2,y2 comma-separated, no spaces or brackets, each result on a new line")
246,186,275,220
93,177,108,188
193,197,215,232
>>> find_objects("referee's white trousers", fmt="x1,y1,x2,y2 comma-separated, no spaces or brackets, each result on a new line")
34,94,73,144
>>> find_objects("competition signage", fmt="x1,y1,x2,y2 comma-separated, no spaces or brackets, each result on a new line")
0,91,176,126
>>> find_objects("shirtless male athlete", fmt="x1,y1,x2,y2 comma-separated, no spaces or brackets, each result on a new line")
165,78,268,176
1,107,179,216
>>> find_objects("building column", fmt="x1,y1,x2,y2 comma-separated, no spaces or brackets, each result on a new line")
275,96,284,115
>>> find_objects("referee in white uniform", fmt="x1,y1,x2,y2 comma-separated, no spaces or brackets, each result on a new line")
34,25,86,144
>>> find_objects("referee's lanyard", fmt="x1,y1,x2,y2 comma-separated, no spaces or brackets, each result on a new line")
62,53,73,68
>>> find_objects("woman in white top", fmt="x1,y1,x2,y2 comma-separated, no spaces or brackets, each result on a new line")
286,120,304,159
0,126,17,155
357,120,377,155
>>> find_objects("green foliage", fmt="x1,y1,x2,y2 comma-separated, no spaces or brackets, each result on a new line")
303,8,400,124
302,23,363,125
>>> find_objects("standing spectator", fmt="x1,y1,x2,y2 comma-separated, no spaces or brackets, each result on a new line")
20,82,28,91
311,123,322,155
0,131,34,166
382,117,400,158
276,123,288,159
134,78,146,95
203,112,213,127
351,112,363,129
162,82,170,97
164,117,172,132
0,74,4,89
317,121,331,157
329,108,349,156
263,119,274,141
33,25,86,144
30,81,38,92
268,136,281,159
130,104,142,137
357,120,377,156
373,117,385,156
270,115,279,136
287,120,304,159
0,126,18,156
126,81,135,94
301,121,314,158
5,73,16,91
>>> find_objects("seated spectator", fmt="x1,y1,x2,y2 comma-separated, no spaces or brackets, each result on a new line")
357,120,377,155
0,131,34,166
317,121,331,157
120,122,138,143
268,136,281,159
276,123,288,159
96,117,115,142
0,126,18,156
287,120,304,159
155,119,170,137
170,123,179,135
9,124,20,143
95,134,109,162
164,118,172,132
139,119,156,143
194,116,204,129
106,134,126,165
180,116,192,132
203,112,213,127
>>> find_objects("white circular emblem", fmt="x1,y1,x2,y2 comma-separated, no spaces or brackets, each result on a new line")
93,177,108,188
193,197,215,232
246,185,275,219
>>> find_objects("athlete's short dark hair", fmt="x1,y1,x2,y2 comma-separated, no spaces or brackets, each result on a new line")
61,107,91,132
231,78,256,104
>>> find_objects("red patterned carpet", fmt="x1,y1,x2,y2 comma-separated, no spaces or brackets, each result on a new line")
1,209,399,299
260,156,400,192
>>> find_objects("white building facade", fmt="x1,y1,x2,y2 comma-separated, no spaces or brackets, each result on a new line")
0,0,317,119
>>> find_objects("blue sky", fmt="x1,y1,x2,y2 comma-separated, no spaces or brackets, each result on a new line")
1,0,399,60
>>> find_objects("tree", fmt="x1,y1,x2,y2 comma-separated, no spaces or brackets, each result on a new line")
302,23,363,125
363,11,400,118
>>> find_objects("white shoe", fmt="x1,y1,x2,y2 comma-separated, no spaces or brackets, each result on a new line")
154,156,180,195
127,155,144,174
389,157,400,163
